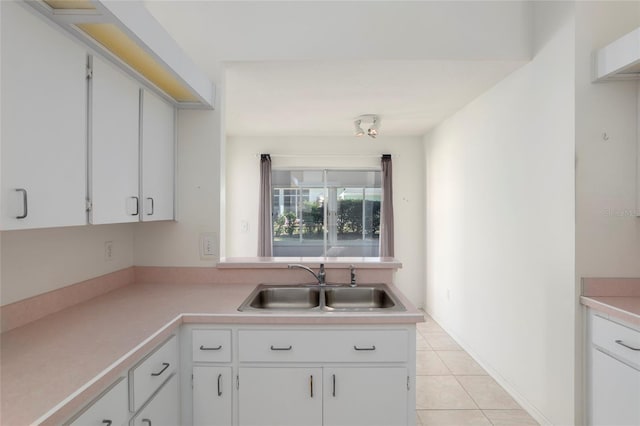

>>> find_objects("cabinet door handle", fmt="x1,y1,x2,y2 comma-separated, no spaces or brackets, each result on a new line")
102,421,112,426
270,345,292,351
200,345,222,351
354,345,376,351
131,196,139,216
615,340,640,351
332,374,336,397
151,362,170,377
15,188,28,219
146,197,154,216
310,375,314,398
142,419,152,426
217,373,223,396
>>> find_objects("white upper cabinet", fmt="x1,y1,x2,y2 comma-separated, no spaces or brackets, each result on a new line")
140,89,175,222
89,55,140,225
593,27,640,82
0,1,87,230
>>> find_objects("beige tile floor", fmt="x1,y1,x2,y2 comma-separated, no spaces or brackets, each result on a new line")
415,314,539,426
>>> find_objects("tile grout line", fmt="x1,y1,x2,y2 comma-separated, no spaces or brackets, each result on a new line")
415,314,538,425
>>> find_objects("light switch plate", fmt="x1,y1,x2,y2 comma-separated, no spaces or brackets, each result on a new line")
199,232,218,260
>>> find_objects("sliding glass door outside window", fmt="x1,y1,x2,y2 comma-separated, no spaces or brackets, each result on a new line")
271,169,381,257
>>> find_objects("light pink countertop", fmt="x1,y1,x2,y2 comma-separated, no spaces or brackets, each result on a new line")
580,277,640,327
580,296,640,327
0,280,422,425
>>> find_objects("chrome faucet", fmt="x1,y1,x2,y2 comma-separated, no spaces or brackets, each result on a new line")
288,263,326,286
349,264,357,287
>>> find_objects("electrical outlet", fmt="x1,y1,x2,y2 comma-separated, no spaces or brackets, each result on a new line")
199,232,218,259
104,241,113,261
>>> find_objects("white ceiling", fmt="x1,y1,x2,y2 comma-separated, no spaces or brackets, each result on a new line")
144,1,533,137
224,60,525,136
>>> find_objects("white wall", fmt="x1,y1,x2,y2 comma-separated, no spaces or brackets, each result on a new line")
424,2,575,425
575,2,640,280
226,135,425,308
0,223,134,305
574,2,640,423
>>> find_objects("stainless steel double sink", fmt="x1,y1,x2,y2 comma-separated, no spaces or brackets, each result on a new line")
237,283,406,312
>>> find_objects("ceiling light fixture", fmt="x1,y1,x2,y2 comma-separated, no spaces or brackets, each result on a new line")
354,114,380,139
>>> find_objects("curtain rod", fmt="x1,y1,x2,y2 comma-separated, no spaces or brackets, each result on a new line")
255,153,393,158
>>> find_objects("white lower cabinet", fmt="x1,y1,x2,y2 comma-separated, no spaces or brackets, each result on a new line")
66,324,416,426
323,367,408,426
234,326,414,426
591,349,640,426
193,366,233,426
67,377,129,426
66,336,180,426
130,374,180,426
237,366,408,426
588,310,640,426
238,367,323,426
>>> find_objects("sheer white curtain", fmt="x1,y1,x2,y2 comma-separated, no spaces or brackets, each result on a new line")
258,154,272,256
379,154,394,257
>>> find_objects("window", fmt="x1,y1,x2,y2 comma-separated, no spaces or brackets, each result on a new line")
271,169,381,257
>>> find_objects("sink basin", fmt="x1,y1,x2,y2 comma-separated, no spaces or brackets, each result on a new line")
325,286,397,309
237,284,405,312
240,286,320,310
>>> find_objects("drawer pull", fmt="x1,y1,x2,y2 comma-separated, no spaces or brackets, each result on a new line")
151,362,170,377
270,345,293,351
102,421,112,426
200,345,223,351
142,419,152,426
218,373,223,396
310,375,314,398
354,345,376,351
615,340,640,351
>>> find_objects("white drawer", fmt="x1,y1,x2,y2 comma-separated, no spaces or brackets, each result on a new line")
129,335,178,412
129,374,180,426
192,329,232,363
592,314,640,367
68,377,128,426
239,329,408,363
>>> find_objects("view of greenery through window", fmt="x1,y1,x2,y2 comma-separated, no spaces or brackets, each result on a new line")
272,170,381,257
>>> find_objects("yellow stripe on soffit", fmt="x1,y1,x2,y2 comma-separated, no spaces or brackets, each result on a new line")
42,0,95,10
76,23,199,103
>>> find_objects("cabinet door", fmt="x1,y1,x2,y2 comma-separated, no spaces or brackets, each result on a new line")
0,1,87,230
193,366,232,426
90,55,140,224
591,349,640,426
238,367,322,426
323,367,408,426
130,374,180,426
140,89,175,221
